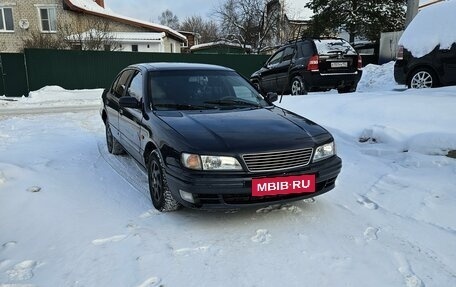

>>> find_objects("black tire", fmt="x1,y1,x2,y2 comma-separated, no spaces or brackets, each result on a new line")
105,121,124,155
148,151,181,212
290,76,307,95
337,85,357,94
408,68,438,89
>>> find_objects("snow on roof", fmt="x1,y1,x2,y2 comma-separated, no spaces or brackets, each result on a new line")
67,0,107,13
399,0,456,58
65,0,186,42
67,30,166,42
190,41,252,51
110,32,165,41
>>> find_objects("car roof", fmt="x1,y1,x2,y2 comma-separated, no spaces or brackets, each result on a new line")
129,62,235,72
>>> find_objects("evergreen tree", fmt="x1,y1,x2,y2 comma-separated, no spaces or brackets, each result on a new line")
305,0,406,42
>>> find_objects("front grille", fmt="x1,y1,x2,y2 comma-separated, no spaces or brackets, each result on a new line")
242,148,313,172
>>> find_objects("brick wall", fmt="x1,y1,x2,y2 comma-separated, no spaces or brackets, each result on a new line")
0,0,63,52
0,0,179,53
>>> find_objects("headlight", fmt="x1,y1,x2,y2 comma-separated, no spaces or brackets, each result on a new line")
181,153,242,171
313,142,336,162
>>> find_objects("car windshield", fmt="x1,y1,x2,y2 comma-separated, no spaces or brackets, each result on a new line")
314,39,357,55
149,70,268,111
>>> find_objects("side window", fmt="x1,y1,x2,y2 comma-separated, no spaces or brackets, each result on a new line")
301,42,314,57
128,72,143,102
267,50,284,67
281,47,295,62
112,70,133,98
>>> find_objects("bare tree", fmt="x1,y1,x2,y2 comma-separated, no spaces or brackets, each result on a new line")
180,16,219,43
159,9,180,30
21,15,121,51
21,30,65,50
214,0,282,52
59,16,121,51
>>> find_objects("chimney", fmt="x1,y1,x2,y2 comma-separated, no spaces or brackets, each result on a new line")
94,0,104,8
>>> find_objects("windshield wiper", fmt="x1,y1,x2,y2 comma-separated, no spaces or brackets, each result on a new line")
205,99,261,108
153,103,218,110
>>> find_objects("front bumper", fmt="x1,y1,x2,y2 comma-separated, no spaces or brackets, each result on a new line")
165,155,342,209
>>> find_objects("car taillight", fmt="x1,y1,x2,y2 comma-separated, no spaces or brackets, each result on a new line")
357,55,363,70
396,45,404,60
307,55,319,71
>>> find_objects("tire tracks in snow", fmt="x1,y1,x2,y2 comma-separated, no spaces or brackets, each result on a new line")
96,140,150,201
0,105,100,116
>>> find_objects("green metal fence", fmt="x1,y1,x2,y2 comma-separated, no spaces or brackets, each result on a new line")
24,49,269,92
0,53,29,97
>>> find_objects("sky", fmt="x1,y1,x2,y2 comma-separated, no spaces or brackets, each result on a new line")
104,0,439,26
104,0,312,24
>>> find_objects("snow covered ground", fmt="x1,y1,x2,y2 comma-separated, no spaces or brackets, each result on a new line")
1,63,456,287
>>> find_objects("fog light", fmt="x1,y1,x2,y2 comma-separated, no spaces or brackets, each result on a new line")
179,190,195,203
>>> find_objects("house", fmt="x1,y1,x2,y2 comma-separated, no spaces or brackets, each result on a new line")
0,0,186,53
179,31,199,53
260,0,310,54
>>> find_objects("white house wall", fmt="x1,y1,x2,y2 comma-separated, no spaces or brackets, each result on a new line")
118,42,162,52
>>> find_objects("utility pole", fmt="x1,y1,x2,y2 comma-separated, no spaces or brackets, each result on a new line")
405,0,419,27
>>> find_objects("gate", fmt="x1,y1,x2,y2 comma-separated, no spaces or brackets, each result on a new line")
0,53,29,97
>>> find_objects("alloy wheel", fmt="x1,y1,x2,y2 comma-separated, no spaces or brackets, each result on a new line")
149,160,163,203
291,78,303,95
410,70,433,88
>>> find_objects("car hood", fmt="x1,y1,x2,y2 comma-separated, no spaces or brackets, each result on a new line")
155,107,330,153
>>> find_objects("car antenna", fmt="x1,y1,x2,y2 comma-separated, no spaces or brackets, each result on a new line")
279,25,302,104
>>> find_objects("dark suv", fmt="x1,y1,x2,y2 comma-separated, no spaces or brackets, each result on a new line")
250,38,363,95
394,43,456,88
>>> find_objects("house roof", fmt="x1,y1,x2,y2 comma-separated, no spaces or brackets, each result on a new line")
68,30,166,43
419,0,445,9
63,0,186,42
190,41,252,51
110,32,166,42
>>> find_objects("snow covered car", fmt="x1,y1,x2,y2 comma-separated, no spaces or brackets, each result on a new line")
394,1,456,88
101,63,342,211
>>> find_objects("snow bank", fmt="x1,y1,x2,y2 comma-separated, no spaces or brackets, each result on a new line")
1,62,456,287
357,61,398,91
399,0,456,57
0,86,102,111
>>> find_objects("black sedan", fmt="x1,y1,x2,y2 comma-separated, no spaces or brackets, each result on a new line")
101,63,341,211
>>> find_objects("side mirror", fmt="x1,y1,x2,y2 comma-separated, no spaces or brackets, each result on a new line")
265,92,278,103
119,96,141,109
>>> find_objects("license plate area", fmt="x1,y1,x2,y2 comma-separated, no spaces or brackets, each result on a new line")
252,174,315,197
331,62,348,68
